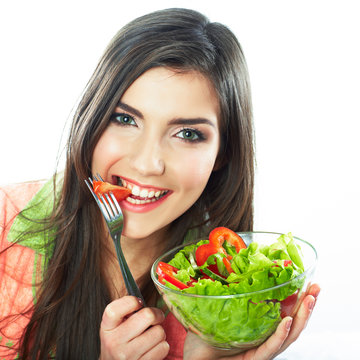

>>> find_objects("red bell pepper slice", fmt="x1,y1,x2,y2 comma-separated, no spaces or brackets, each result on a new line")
156,262,195,290
195,227,246,274
93,180,131,203
209,227,247,252
222,257,234,274
195,243,225,266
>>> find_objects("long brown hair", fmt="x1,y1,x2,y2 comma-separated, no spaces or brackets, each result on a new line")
9,8,254,359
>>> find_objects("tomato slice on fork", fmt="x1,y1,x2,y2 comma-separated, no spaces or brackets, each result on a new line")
93,181,131,202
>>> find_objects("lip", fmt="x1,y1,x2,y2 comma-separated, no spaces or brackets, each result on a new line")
111,175,169,192
111,175,172,213
120,190,171,213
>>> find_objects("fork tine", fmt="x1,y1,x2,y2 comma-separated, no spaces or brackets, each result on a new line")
91,173,121,216
103,193,117,218
97,173,104,182
85,178,111,221
98,193,114,219
86,173,123,218
85,178,96,197
109,192,122,214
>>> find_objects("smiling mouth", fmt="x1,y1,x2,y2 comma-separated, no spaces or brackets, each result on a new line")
115,176,169,205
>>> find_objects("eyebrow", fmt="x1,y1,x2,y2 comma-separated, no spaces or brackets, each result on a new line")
116,101,215,127
168,118,215,127
116,102,144,119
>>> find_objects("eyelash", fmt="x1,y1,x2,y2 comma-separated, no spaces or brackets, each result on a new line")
110,113,137,126
175,128,206,143
110,112,206,143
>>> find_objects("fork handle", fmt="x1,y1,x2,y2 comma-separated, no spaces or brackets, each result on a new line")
113,234,146,306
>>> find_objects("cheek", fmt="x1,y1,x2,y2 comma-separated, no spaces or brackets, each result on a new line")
177,151,216,192
92,131,124,170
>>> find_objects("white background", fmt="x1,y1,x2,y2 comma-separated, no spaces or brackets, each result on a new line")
1,1,359,359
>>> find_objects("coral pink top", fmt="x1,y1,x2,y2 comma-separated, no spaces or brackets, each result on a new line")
0,181,186,359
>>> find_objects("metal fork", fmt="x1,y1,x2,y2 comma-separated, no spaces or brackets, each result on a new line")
85,174,145,305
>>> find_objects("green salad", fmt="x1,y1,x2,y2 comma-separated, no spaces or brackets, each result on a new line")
156,228,306,345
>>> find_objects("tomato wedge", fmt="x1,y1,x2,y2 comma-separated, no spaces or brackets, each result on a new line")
156,262,195,290
93,180,131,202
280,291,298,318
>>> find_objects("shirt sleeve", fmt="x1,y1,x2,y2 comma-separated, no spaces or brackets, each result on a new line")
0,182,43,359
162,312,187,360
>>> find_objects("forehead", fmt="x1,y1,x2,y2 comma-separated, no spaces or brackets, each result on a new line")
120,67,220,124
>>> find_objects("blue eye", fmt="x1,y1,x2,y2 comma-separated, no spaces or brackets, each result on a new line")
111,113,136,126
176,128,205,142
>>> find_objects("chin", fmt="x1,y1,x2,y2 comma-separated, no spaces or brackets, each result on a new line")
122,219,169,241
122,225,156,240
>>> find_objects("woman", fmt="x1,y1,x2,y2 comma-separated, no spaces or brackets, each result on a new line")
0,8,319,359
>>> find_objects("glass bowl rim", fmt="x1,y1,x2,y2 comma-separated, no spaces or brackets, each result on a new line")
151,231,317,299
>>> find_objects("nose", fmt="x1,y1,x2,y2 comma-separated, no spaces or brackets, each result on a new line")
129,137,165,176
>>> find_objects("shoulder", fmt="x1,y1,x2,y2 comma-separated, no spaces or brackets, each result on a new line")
0,181,45,237
0,180,46,256
0,180,45,215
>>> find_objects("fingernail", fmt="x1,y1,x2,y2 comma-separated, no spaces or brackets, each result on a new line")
308,298,315,310
286,317,293,330
137,298,145,307
313,288,320,299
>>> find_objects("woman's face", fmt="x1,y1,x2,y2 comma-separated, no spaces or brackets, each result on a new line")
92,67,220,239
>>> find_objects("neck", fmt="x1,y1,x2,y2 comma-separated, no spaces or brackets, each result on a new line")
122,227,169,261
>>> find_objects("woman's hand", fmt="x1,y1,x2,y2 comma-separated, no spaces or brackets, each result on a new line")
183,283,320,360
99,296,169,360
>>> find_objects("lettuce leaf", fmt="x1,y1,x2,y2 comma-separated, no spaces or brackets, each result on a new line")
168,252,196,277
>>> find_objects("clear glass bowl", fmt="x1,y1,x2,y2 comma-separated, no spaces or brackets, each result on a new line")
151,231,317,353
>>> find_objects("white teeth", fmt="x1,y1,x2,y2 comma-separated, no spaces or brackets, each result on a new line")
125,197,161,204
132,186,140,196
126,197,136,204
139,189,148,198
117,177,168,203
